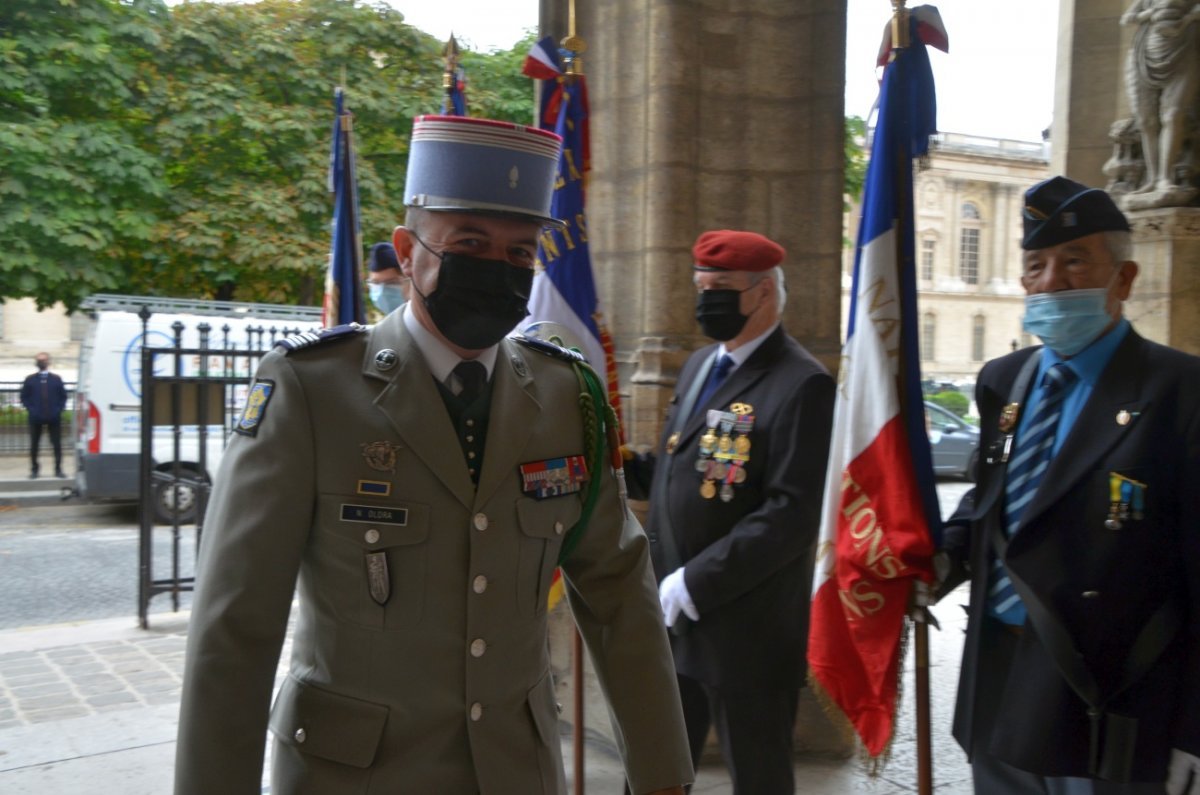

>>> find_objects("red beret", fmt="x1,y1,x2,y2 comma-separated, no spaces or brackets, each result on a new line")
692,230,785,272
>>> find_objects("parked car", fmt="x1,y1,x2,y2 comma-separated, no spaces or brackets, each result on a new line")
925,400,980,481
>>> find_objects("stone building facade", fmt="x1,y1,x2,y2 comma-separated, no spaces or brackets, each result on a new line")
843,132,1050,390
0,299,80,384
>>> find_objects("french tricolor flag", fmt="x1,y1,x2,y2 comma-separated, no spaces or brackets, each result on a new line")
807,10,944,759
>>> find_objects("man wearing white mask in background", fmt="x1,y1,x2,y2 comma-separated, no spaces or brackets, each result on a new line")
937,176,1200,795
366,241,411,316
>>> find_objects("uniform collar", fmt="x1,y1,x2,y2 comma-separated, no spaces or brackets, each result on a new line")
716,320,780,371
401,304,497,383
1040,317,1130,388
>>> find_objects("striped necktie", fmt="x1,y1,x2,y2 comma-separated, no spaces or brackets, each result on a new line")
692,354,734,417
988,362,1076,622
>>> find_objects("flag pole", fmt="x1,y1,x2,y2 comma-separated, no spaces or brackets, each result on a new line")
888,2,933,793
561,7,587,791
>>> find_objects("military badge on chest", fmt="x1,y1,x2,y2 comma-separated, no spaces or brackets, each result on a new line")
520,455,589,499
1105,472,1146,530
361,440,401,474
696,403,754,502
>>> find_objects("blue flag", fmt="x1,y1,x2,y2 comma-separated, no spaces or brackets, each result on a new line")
441,65,468,116
324,87,365,327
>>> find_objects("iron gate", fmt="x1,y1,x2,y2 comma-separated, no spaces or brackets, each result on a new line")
136,312,316,628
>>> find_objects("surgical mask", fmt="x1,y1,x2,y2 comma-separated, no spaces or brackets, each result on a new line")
1022,288,1113,357
695,289,749,341
411,235,533,350
368,282,407,315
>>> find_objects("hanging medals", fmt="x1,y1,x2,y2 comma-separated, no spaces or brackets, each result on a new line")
1105,472,1147,530
696,403,755,500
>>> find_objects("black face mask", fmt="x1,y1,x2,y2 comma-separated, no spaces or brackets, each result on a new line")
412,237,534,350
695,289,750,341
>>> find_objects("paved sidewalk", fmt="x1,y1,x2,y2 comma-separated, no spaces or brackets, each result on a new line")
0,602,974,795
0,465,976,793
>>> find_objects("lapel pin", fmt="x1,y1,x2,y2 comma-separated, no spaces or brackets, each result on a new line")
510,354,528,378
1116,409,1132,426
999,403,1019,433
374,349,398,371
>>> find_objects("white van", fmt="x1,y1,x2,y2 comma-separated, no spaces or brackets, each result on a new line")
74,294,323,521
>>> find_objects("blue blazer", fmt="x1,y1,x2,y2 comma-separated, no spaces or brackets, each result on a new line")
947,328,1200,781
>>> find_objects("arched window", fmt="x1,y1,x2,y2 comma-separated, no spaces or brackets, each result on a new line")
972,314,986,361
921,312,936,362
959,201,981,285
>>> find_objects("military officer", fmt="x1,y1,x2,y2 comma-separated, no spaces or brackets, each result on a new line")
940,177,1200,794
175,115,693,795
626,230,835,794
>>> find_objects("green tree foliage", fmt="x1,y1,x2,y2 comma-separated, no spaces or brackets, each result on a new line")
0,0,169,309
844,115,867,204
0,0,540,308
459,31,540,125
144,0,441,303
929,389,969,418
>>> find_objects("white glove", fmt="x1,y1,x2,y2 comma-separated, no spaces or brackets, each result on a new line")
1168,749,1200,795
658,567,699,627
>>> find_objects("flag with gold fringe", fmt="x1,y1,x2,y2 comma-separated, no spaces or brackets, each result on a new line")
807,6,947,760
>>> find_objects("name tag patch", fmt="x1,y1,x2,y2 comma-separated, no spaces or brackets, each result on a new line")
520,455,589,500
340,504,408,525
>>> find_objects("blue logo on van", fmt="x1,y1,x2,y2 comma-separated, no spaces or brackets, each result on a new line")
123,331,174,399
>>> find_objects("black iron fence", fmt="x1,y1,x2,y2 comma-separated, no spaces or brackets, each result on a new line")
0,382,78,454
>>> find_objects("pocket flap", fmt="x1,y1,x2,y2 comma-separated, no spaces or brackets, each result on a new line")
516,496,583,540
268,675,389,768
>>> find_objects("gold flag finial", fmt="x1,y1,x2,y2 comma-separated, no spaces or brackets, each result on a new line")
890,0,910,57
442,34,460,92
561,0,586,77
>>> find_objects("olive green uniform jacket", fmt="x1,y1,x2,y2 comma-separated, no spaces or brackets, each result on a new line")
174,308,692,794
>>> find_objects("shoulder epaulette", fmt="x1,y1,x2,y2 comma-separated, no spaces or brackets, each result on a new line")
512,334,586,364
275,323,368,353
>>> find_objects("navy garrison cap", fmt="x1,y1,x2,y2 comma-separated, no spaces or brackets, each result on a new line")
367,242,399,273
403,115,565,229
1021,176,1130,250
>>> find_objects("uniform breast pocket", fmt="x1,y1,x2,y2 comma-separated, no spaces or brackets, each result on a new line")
516,496,582,617
312,494,431,630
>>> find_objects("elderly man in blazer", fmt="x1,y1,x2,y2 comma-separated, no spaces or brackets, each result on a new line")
174,115,693,795
626,230,834,793
940,176,1200,795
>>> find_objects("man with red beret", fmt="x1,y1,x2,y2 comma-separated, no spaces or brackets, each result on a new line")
626,229,835,792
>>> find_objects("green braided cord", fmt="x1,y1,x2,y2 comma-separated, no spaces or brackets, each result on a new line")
556,355,611,565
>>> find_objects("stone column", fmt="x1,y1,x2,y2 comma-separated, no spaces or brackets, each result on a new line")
1124,208,1200,355
1050,0,1127,185
540,0,851,762
989,182,1011,288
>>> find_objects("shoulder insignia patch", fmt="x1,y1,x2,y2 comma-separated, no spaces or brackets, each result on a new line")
235,379,275,437
512,334,586,364
276,323,367,353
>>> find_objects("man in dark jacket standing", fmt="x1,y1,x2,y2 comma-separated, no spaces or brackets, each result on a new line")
20,352,67,479
628,230,835,794
941,177,1200,795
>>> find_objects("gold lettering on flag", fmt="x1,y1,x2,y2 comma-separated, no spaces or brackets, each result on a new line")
836,472,911,621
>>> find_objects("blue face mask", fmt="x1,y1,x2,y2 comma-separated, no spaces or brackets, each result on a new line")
368,283,407,315
1022,288,1113,357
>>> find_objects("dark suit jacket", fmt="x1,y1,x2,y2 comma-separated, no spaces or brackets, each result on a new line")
640,326,834,691
20,371,67,424
948,328,1200,781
